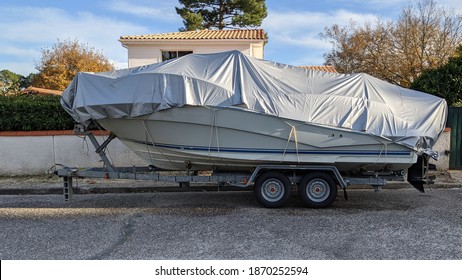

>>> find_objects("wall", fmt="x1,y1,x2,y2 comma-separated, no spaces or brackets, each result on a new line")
127,45,161,68
0,129,452,176
0,131,145,176
430,128,451,170
125,40,265,68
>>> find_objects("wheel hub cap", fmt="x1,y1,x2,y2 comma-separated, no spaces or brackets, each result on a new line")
307,179,330,202
262,179,284,202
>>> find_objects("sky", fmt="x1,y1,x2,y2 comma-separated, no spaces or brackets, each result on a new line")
1,0,462,76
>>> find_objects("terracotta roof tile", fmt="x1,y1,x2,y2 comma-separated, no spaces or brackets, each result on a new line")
22,86,62,96
120,29,265,41
299,65,338,73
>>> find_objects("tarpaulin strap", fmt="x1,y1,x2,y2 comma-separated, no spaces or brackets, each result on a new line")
207,109,227,166
282,123,300,163
142,119,171,165
207,110,215,158
376,143,389,165
142,120,156,166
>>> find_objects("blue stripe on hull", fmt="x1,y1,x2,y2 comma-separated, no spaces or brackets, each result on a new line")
124,139,411,156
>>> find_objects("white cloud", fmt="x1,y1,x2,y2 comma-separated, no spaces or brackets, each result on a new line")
263,9,380,50
108,0,179,21
110,59,128,71
346,0,408,10
0,62,36,76
0,44,39,58
434,0,462,13
0,6,150,75
262,7,389,66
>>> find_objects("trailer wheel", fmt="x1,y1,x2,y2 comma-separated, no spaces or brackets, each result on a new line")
253,171,292,208
298,172,337,208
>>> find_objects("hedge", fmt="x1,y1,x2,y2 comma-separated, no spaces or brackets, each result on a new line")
0,94,75,131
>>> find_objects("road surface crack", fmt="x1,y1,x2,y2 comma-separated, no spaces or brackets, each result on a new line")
88,213,138,260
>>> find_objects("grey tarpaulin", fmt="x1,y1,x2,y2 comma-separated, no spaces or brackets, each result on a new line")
61,50,447,153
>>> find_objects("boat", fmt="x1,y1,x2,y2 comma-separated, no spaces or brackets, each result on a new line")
61,51,447,176
97,106,417,173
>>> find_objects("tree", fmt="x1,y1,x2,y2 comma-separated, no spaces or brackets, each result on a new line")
411,45,462,106
0,69,23,95
20,73,35,89
176,0,267,31
322,0,462,87
32,39,114,91
0,70,35,95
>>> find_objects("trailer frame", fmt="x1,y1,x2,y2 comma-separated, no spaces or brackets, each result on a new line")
55,129,394,207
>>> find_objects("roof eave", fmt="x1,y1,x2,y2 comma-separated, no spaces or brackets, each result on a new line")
119,38,265,44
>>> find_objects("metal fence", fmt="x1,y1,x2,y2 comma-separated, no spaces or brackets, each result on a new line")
447,107,462,169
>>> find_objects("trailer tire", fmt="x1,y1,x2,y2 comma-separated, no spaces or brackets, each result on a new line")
253,171,292,208
298,172,337,208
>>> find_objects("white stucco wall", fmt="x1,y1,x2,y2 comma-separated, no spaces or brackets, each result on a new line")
0,135,146,176
430,129,451,170
124,41,264,68
0,136,55,175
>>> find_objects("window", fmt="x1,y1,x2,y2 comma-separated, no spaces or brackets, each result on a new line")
162,51,193,61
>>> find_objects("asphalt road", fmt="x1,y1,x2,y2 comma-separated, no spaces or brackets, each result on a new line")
0,187,461,260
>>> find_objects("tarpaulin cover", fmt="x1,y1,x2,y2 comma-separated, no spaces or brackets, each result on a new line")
61,50,447,152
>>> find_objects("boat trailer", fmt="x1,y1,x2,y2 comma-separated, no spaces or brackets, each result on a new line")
54,128,428,208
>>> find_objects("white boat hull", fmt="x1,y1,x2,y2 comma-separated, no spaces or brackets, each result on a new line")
97,106,417,172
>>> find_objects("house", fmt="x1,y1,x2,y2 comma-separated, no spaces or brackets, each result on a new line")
119,29,337,73
119,29,266,68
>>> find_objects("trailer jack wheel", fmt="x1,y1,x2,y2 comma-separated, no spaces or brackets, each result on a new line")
298,172,337,208
253,171,291,208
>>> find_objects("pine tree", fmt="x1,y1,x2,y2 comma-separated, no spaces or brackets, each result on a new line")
176,0,267,31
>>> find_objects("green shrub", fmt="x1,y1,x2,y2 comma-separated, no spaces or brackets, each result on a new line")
0,94,75,131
